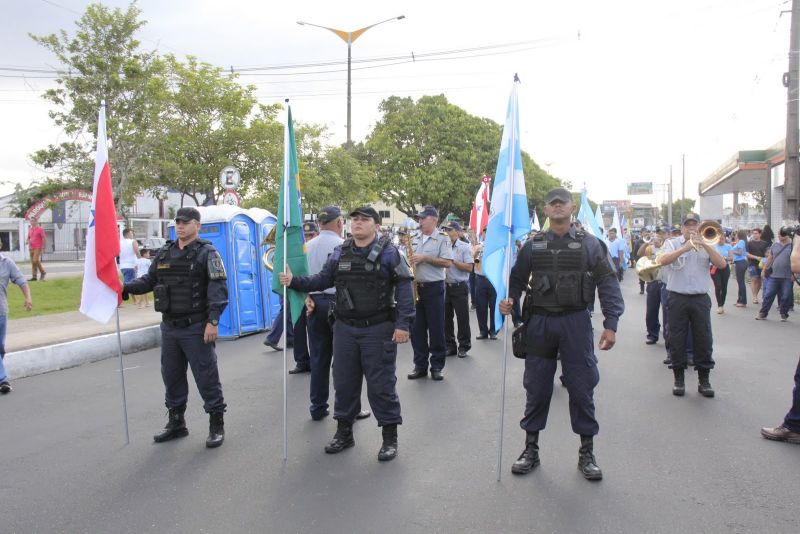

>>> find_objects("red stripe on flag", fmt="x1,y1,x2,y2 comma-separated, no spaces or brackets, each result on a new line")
94,161,122,302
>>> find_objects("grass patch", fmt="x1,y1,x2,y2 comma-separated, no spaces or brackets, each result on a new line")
6,276,85,319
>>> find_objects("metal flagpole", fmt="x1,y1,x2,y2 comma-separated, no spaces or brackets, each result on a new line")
282,101,291,462
496,79,519,482
115,307,130,445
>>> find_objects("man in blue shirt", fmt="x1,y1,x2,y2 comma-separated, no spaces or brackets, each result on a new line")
0,254,33,394
606,228,625,281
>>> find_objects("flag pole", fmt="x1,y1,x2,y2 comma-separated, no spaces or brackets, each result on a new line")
282,100,291,462
115,307,130,445
496,77,519,482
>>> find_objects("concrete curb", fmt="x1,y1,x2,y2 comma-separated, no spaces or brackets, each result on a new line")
5,325,162,379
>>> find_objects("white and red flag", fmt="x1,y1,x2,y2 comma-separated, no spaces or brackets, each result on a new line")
469,175,492,235
80,102,122,323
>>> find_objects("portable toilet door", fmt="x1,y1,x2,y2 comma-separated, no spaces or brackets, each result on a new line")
230,216,263,334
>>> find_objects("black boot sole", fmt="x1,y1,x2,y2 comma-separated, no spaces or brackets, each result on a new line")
580,467,603,481
698,387,715,398
673,386,685,396
511,459,540,475
325,439,355,454
206,436,224,448
378,447,398,461
153,427,189,443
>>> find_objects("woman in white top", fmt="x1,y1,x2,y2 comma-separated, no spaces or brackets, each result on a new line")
119,228,141,285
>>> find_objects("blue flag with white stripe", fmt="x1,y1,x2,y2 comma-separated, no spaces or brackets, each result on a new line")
484,80,530,329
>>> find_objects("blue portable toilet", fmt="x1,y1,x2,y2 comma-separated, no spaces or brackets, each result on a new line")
168,205,265,338
244,207,280,328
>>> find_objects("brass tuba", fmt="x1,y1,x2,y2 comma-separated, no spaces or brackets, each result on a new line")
635,255,661,283
262,226,276,271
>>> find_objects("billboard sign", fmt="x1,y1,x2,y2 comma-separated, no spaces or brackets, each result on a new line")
627,182,653,195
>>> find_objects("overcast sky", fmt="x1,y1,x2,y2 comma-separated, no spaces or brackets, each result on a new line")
0,0,791,209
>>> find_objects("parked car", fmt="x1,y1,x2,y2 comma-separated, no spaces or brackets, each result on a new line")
136,237,167,251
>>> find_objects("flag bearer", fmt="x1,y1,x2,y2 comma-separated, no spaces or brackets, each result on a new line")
123,207,229,448
499,187,624,480
279,206,414,462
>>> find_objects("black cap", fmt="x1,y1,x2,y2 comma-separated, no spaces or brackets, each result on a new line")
302,221,318,233
444,221,463,231
657,226,670,234
175,207,201,222
349,206,381,224
397,227,409,235
544,187,572,204
317,205,342,225
682,212,700,224
415,205,439,219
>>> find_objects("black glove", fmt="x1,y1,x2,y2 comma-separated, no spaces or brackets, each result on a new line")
122,289,130,301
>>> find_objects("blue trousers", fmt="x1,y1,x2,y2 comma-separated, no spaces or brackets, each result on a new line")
0,315,7,382
265,297,294,345
332,320,401,426
265,298,309,368
411,281,447,372
307,294,335,417
645,280,663,340
661,284,693,360
520,311,600,436
734,260,748,305
474,274,497,336
784,355,800,433
667,292,713,371
759,277,793,317
160,322,226,413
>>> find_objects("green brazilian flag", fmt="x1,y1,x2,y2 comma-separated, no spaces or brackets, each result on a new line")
271,105,309,326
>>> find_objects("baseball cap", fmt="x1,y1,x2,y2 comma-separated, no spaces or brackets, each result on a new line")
397,227,409,235
302,221,319,234
317,205,342,225
175,207,201,222
415,205,439,219
544,187,572,204
444,221,463,231
349,206,381,224
682,212,700,225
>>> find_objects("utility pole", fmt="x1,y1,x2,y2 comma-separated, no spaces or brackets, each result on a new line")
681,154,686,221
785,0,800,223
668,165,674,225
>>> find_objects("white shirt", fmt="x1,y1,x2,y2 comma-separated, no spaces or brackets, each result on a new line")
119,238,137,269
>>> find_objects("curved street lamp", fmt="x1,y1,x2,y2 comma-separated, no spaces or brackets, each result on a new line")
297,15,406,148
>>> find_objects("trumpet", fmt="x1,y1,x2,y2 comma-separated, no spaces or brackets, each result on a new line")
689,220,723,251
405,234,420,303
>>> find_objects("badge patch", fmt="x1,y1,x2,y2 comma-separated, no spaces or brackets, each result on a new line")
157,263,170,269
531,241,547,250
339,261,352,271
568,242,582,249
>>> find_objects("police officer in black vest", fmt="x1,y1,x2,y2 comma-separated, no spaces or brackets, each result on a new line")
123,207,229,448
499,187,624,480
279,206,415,462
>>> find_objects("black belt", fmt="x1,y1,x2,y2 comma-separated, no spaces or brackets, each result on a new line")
531,307,586,317
446,281,467,287
336,311,393,328
417,281,444,288
310,293,335,299
163,312,207,328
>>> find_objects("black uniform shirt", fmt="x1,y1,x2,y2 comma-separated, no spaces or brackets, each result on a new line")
289,236,416,332
508,225,624,332
124,239,229,323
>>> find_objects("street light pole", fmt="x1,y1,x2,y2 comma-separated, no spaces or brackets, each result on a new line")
297,15,406,148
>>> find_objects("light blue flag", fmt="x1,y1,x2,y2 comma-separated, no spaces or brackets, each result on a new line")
579,188,602,237
484,81,531,329
594,205,605,235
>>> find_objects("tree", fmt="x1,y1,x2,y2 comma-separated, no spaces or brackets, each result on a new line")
660,198,696,224
30,2,167,210
363,94,561,220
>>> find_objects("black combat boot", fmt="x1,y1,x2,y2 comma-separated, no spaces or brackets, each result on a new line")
578,435,603,481
206,412,225,448
697,368,715,398
325,419,355,454
378,424,398,461
153,405,189,443
511,431,540,475
672,368,685,396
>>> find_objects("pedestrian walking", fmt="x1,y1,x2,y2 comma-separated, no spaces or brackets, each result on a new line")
279,206,415,462
25,219,47,281
0,253,33,394
745,227,769,304
499,187,624,481
711,232,733,314
123,207,229,448
118,228,141,287
756,227,794,322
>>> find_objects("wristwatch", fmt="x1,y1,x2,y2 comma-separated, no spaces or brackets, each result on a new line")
209,319,219,327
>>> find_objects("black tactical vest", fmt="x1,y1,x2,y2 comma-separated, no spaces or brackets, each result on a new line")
334,237,394,320
153,240,209,316
528,231,589,312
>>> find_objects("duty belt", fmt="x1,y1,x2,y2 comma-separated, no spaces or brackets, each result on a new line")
336,311,393,328
446,281,467,287
416,281,444,289
531,307,586,317
162,312,207,328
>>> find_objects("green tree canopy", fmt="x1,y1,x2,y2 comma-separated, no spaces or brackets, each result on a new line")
363,94,561,221
660,198,696,224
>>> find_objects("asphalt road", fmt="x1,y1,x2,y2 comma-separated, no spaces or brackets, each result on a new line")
2,274,798,533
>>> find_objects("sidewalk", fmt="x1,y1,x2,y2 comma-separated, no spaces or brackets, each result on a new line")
5,303,163,379
6,303,161,353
